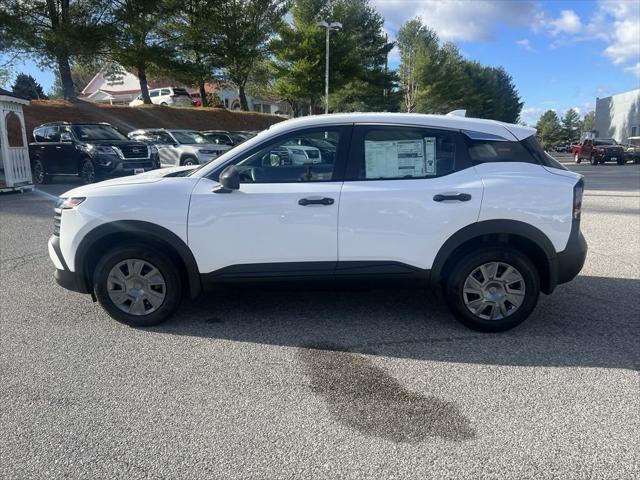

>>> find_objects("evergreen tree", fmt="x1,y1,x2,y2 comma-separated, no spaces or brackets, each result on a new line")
271,0,393,115
535,110,562,150
581,111,596,134
561,108,581,142
11,73,48,99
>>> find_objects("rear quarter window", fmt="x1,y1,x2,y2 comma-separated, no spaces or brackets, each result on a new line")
467,139,537,164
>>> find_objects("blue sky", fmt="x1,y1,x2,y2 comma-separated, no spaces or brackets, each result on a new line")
2,0,639,125
375,0,640,124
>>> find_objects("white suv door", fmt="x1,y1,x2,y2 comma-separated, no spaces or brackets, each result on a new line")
188,126,350,274
338,125,484,271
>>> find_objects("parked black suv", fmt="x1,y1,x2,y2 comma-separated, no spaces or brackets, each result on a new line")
29,122,160,184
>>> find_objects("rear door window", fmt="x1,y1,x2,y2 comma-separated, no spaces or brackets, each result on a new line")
347,125,464,180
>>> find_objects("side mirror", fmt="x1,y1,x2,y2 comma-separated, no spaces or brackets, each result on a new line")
213,165,240,193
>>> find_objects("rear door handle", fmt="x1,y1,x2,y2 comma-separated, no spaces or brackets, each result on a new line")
298,197,334,206
433,193,472,202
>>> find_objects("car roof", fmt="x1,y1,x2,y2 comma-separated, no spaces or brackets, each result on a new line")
37,121,112,128
265,112,535,141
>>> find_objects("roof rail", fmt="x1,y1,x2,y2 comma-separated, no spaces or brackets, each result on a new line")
446,109,467,117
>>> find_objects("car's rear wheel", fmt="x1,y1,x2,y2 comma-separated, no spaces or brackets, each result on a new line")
32,159,50,184
93,245,182,327
444,247,540,332
79,158,97,184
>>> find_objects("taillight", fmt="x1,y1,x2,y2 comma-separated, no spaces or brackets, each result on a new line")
573,180,584,220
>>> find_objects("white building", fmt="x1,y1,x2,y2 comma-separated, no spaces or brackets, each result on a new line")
81,64,142,104
594,89,640,142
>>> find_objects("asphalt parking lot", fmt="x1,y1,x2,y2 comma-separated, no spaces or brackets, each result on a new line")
1,156,639,479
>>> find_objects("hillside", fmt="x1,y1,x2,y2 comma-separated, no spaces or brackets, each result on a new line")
22,100,286,135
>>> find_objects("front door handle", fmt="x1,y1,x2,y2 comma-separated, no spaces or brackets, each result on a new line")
433,193,472,202
298,197,334,206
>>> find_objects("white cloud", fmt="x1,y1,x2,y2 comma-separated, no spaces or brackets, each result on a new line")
539,1,640,78
549,10,582,35
371,0,537,42
624,62,640,78
516,38,535,52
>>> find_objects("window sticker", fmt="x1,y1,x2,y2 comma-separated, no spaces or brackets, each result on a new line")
365,138,436,178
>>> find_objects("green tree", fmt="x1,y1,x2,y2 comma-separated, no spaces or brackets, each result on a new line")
581,111,595,134
11,73,48,99
48,60,103,98
271,0,393,115
398,19,522,122
535,110,562,150
215,0,287,111
0,1,111,100
107,0,180,104
161,0,220,107
561,108,581,142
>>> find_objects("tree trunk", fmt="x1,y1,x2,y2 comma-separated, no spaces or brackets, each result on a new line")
199,81,208,107
57,55,76,101
239,84,249,111
138,67,151,104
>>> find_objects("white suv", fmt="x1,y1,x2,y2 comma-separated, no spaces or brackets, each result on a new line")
129,87,193,107
127,129,231,166
49,113,587,332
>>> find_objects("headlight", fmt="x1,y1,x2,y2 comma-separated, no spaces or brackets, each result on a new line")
149,145,158,154
77,144,117,155
61,197,86,209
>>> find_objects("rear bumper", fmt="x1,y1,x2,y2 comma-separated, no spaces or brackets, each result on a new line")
556,229,588,285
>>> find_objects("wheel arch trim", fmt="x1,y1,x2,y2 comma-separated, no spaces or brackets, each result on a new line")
430,219,558,294
75,220,201,298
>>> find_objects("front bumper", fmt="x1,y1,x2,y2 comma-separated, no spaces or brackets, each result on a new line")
93,153,160,176
49,235,90,294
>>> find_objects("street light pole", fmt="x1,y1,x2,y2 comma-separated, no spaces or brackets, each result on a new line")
316,21,342,115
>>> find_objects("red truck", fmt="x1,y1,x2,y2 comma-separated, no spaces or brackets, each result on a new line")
572,138,626,165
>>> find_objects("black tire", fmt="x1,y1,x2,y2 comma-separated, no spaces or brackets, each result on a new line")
93,244,182,327
181,156,198,166
31,159,50,184
79,158,97,184
443,246,540,332
616,157,626,165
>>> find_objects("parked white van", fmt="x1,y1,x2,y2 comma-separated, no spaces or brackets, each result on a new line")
129,87,193,107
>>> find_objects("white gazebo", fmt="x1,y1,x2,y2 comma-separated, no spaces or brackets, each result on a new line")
0,88,33,192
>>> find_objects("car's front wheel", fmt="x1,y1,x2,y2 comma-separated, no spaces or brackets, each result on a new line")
79,158,97,184
181,156,198,166
444,247,540,332
93,245,182,327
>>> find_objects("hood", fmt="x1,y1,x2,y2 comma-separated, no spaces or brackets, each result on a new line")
60,166,194,198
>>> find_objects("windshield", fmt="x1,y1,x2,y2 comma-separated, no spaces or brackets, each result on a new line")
171,130,209,144
72,124,127,141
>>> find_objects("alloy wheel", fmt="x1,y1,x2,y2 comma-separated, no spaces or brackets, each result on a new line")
462,261,526,320
107,259,167,316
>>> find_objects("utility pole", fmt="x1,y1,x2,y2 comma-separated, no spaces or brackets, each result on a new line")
316,21,342,114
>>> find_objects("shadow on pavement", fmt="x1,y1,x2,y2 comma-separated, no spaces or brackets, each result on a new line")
151,275,640,371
